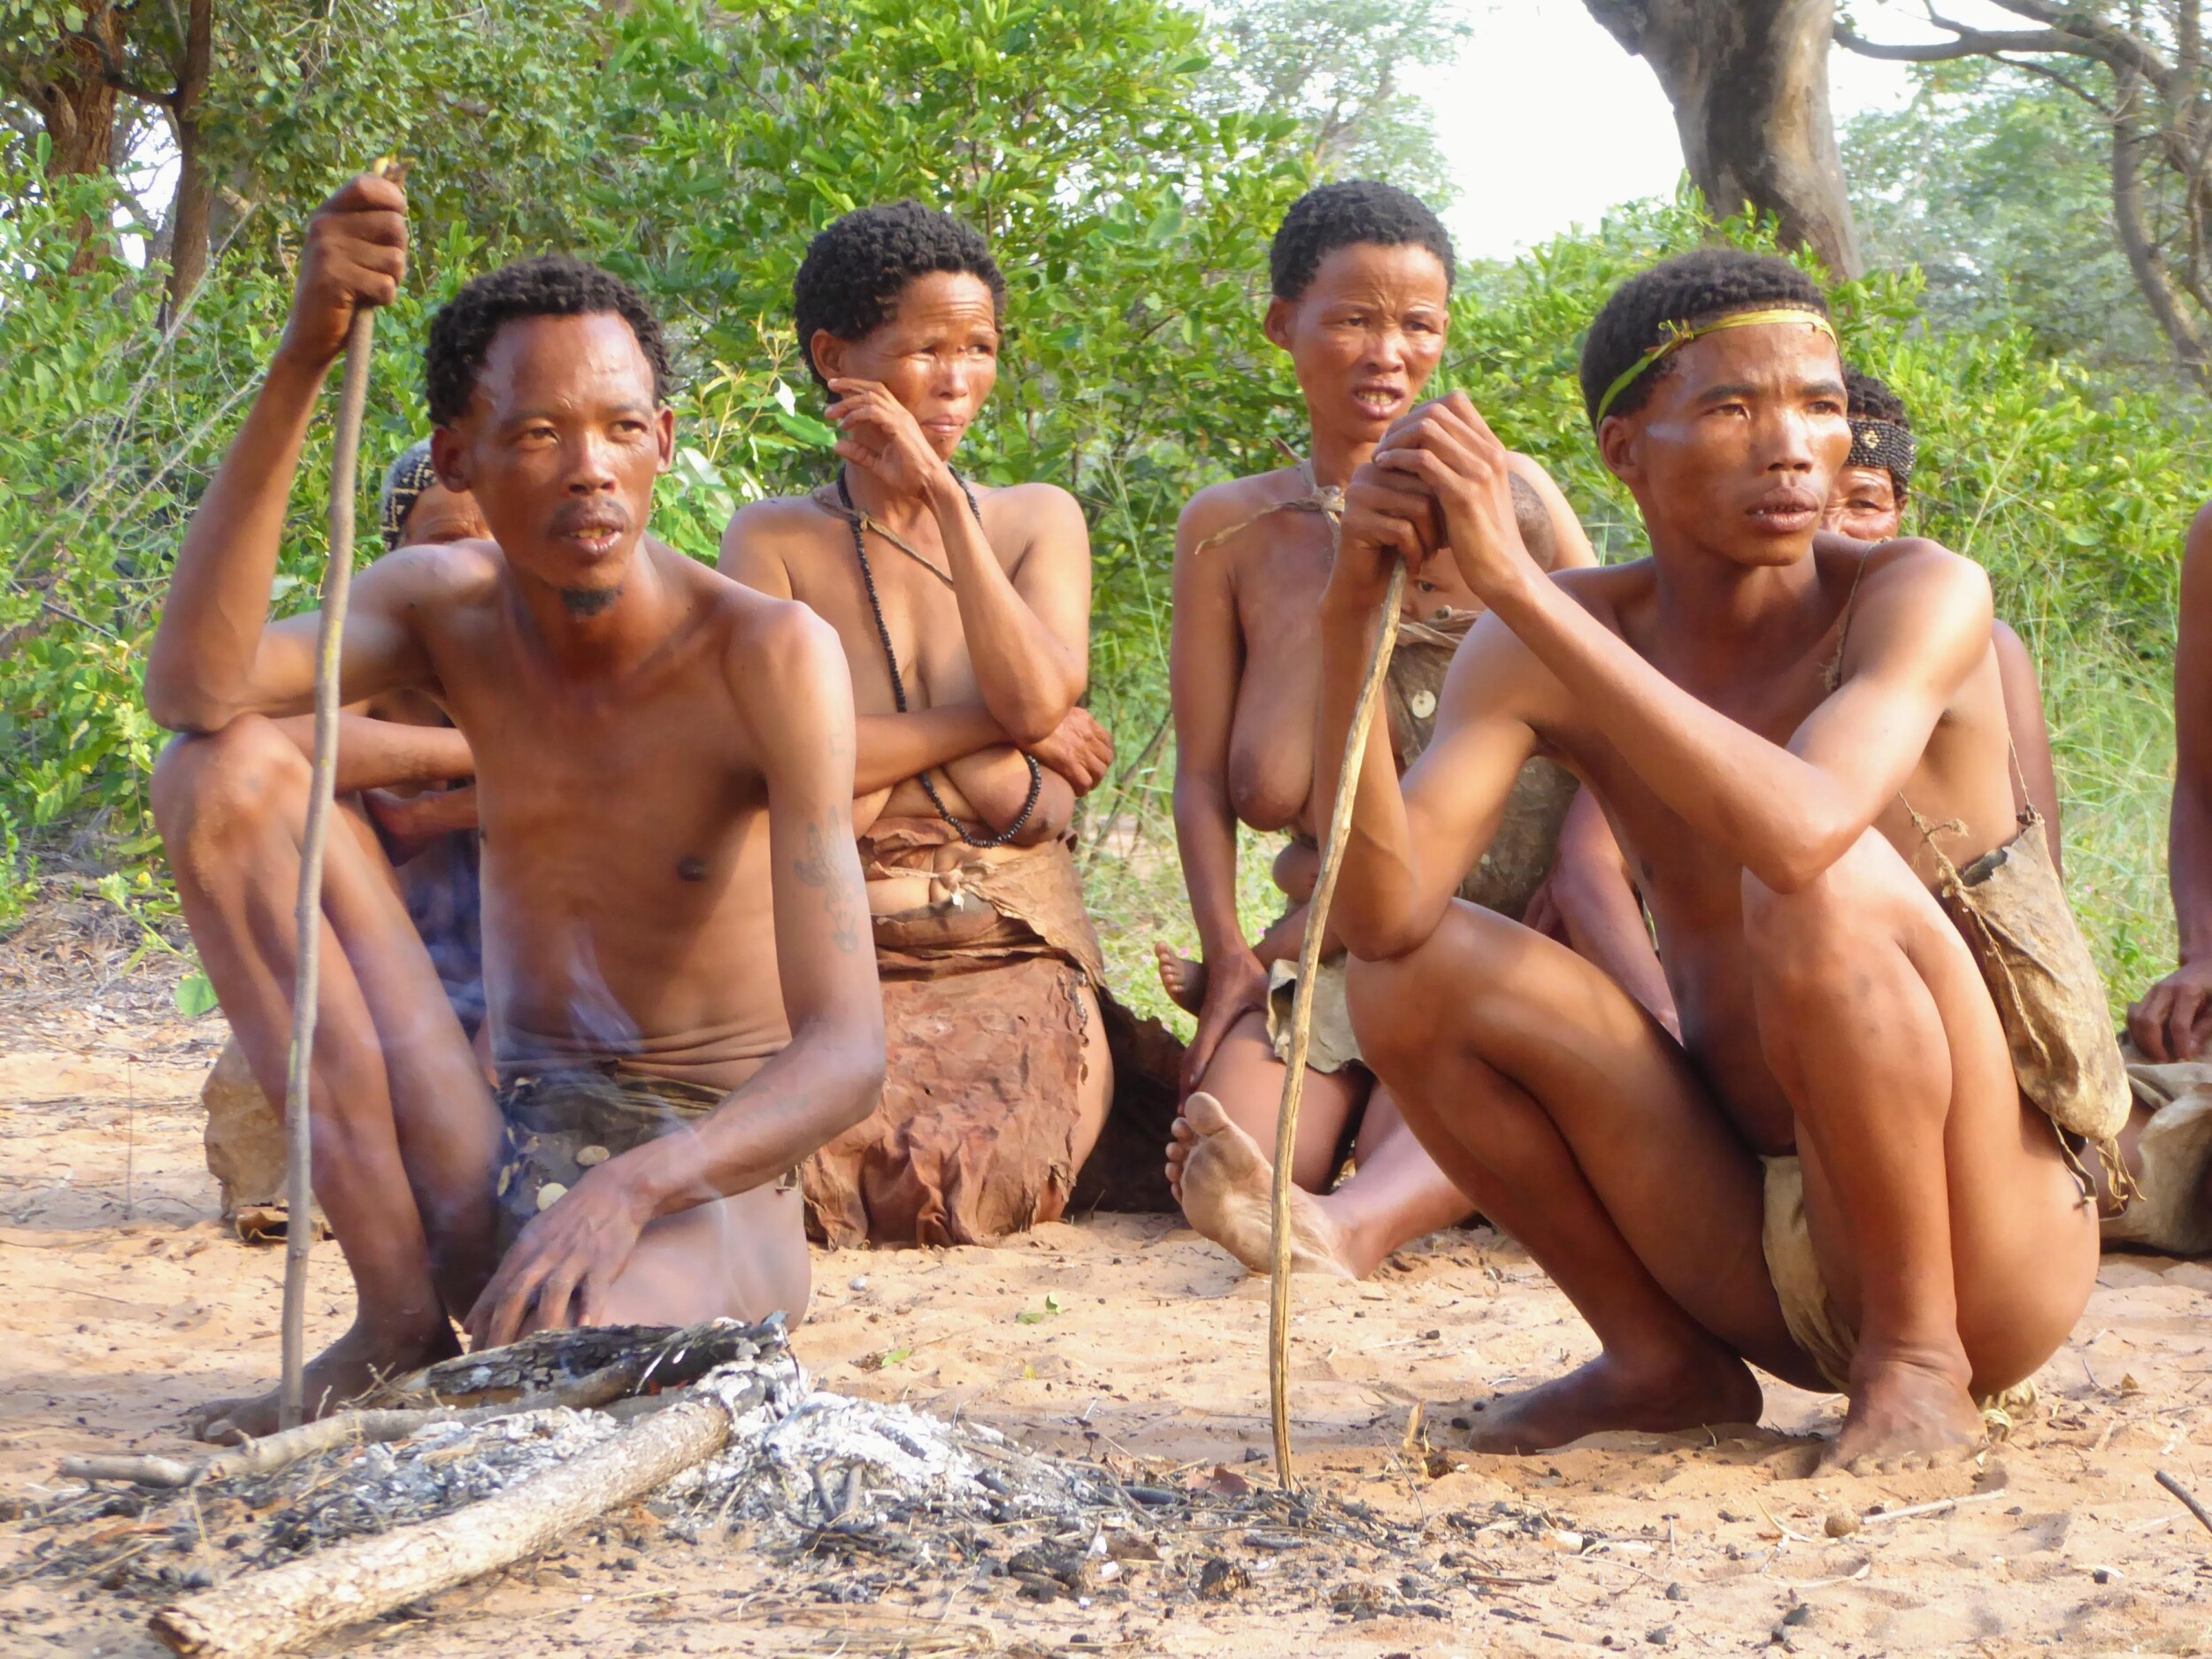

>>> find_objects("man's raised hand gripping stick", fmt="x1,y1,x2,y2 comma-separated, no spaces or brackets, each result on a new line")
280,156,410,1432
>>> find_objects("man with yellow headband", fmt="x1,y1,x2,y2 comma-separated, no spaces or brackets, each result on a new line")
1313,249,2116,1470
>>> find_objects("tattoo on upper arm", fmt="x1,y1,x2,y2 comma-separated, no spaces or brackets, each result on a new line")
795,820,865,955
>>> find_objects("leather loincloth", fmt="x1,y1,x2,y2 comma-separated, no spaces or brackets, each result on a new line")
1387,609,1578,923
803,818,1113,1248
494,1063,794,1257
2103,1048,2212,1256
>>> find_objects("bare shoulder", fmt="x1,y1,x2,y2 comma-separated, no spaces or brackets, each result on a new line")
1551,557,1650,629
368,536,505,614
724,492,835,552
1176,466,1304,557
687,554,848,715
1852,534,1991,613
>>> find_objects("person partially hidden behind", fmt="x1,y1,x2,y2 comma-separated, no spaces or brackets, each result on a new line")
1825,370,2064,859
722,201,1122,1248
1316,248,2121,1467
2114,500,2212,1255
1151,180,1609,1281
197,442,493,1226
148,173,884,1437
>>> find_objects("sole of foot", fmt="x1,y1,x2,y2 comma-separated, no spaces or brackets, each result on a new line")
1823,1354,1985,1474
1167,1092,1356,1279
188,1319,460,1441
1465,1347,1766,1455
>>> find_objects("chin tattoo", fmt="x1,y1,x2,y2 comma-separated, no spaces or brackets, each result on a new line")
561,585,623,618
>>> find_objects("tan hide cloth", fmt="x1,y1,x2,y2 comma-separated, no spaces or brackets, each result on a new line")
1386,607,1578,922
802,818,1110,1248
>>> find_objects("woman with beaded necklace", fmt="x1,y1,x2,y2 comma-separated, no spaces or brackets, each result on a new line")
721,201,1120,1250
1154,180,1625,1281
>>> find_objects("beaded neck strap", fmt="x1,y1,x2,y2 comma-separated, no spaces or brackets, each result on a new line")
835,469,1042,849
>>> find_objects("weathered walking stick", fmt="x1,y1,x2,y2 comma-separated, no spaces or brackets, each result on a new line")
278,157,404,1430
1268,555,1406,1491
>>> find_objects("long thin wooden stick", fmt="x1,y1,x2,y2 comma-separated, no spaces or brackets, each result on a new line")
278,159,398,1431
1268,560,1406,1491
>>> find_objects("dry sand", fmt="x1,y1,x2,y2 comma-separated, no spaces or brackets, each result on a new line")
0,924,2208,1655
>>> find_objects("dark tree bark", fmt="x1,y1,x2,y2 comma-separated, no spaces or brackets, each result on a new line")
1584,0,1863,278
1837,1,2212,397
164,0,215,312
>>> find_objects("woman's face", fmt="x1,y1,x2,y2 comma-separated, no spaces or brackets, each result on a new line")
1264,242,1450,449
1821,464,1902,542
811,271,1001,460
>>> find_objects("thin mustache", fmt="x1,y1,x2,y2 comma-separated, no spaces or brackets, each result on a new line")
550,503,631,535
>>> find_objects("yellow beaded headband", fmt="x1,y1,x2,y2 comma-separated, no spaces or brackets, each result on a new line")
1593,307,1839,425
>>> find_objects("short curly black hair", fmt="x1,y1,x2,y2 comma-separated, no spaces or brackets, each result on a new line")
1844,368,1909,429
425,256,672,427
793,201,1005,386
1578,248,1829,425
1269,180,1455,303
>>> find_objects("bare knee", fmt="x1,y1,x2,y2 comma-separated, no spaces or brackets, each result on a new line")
1740,832,1911,1001
152,717,307,871
1348,905,1536,1079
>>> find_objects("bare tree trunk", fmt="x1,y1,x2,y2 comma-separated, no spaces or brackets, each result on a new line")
2111,64,2212,394
164,0,215,313
1585,0,1863,278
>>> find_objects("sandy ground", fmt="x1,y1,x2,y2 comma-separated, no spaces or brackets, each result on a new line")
1,919,2209,1655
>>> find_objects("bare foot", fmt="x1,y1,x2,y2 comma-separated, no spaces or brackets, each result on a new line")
1465,1346,1764,1455
1154,942,1206,1016
1166,1092,1355,1278
188,1318,458,1442
1824,1351,1985,1474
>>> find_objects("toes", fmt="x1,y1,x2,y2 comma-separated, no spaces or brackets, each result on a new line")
1185,1091,1230,1133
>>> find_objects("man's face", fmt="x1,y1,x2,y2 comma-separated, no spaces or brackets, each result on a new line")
1600,321,1849,570
434,312,672,608
1822,464,1902,542
399,479,490,547
813,271,1000,461
1264,242,1449,449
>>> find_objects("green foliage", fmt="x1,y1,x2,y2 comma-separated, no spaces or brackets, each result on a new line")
1842,61,2172,393
0,2,2195,1028
1198,0,1473,205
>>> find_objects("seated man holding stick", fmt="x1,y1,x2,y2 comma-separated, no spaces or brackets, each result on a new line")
148,173,884,1437
1317,250,2116,1467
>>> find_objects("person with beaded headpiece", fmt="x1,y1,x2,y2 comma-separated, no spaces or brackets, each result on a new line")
1825,371,2064,864
1150,180,1636,1284
720,201,1134,1248
1316,247,2119,1466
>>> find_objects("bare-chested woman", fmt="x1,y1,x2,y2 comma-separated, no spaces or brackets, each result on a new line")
1155,181,1598,1280
723,202,1118,1248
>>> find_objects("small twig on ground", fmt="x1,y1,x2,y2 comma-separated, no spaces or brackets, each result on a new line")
1858,1491,2007,1528
2155,1469,2212,1540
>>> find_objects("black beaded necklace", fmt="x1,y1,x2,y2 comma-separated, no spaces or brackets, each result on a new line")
836,470,1042,849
